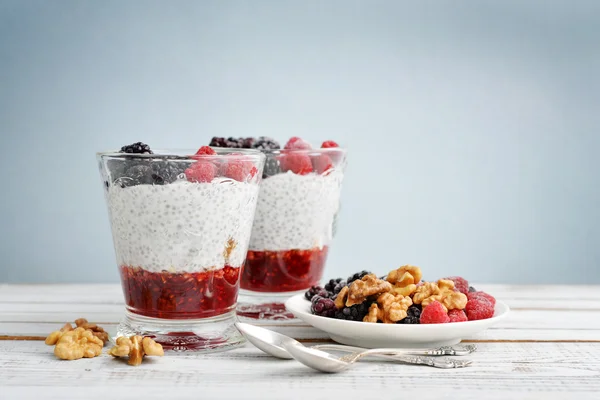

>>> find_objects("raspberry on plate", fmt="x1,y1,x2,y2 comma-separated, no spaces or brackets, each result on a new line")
279,153,313,175
443,276,469,295
195,146,216,156
284,136,312,150
321,140,339,148
185,162,217,183
467,291,496,307
465,298,495,321
420,301,450,324
448,309,468,323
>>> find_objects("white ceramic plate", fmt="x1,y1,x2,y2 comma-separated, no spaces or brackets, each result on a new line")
285,294,510,348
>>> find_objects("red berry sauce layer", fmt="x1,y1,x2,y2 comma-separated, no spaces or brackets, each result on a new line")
120,265,241,319
240,247,329,292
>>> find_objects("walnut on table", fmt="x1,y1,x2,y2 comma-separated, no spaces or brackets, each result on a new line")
74,318,109,345
109,335,164,366
47,327,104,360
363,292,413,323
386,265,422,297
412,279,467,311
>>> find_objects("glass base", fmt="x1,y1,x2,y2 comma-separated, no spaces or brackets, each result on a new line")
117,310,245,353
236,289,304,322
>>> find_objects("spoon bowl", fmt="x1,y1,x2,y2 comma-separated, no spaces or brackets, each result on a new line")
234,322,295,359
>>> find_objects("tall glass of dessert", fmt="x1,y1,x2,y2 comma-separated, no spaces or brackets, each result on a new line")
98,145,265,351
236,138,347,320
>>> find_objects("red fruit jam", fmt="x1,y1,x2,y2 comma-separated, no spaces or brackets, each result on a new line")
240,247,328,292
119,265,241,319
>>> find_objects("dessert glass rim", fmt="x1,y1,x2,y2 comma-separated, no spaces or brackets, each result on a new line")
259,148,347,155
96,147,266,161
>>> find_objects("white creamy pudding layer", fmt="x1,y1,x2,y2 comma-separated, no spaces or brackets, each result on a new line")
249,170,343,251
106,179,259,273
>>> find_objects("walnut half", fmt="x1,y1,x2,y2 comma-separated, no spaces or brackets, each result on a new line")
109,335,164,366
51,327,104,360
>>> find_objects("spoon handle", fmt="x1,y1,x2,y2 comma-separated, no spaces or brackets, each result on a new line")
313,344,477,357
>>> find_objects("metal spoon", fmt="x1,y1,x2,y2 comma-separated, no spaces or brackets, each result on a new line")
283,341,473,373
234,322,476,366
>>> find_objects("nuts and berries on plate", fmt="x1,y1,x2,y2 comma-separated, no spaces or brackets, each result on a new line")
305,266,497,324
109,335,164,366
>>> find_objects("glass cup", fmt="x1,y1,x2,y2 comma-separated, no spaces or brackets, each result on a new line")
97,148,265,351
237,147,347,320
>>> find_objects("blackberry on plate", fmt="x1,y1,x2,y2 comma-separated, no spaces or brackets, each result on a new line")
334,302,371,322
324,278,343,293
120,142,153,154
252,136,280,150
333,280,347,295
305,285,329,301
398,304,421,324
347,270,372,284
310,296,336,318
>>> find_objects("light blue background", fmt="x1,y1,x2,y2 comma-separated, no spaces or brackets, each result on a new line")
1,1,598,284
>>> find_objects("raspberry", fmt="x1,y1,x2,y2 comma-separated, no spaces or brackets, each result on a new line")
284,136,312,150
465,298,494,321
448,309,468,323
467,291,496,307
443,276,469,295
398,304,421,324
120,142,153,154
222,154,258,182
313,154,333,174
185,162,216,183
195,146,216,156
279,153,313,175
321,140,339,148
347,270,371,284
305,285,329,301
420,301,450,324
310,296,336,318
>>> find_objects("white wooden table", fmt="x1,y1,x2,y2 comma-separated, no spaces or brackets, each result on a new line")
1,284,599,400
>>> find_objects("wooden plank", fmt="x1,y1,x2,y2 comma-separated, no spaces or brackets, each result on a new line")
1,321,599,342
0,341,598,400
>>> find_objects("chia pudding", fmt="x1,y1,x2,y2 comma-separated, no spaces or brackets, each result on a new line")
99,144,264,320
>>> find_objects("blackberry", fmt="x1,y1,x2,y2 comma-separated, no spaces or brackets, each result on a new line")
304,285,329,301
120,142,153,154
151,160,188,185
241,137,255,148
262,154,281,179
123,164,154,186
310,296,336,318
347,270,372,284
252,136,280,150
324,278,343,293
210,137,249,148
334,301,371,322
398,304,422,324
333,281,347,295
469,286,477,292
